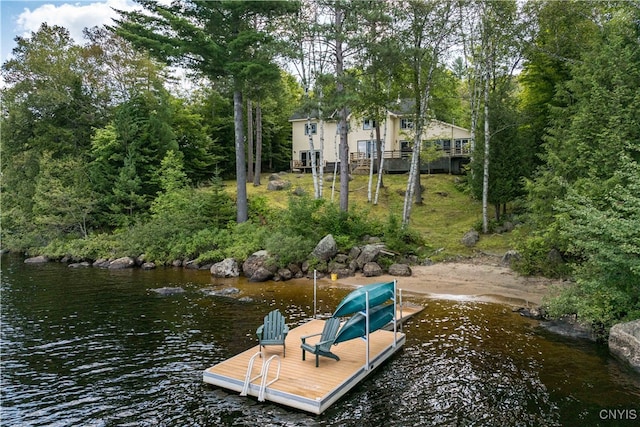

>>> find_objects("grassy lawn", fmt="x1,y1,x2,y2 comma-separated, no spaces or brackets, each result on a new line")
226,172,513,260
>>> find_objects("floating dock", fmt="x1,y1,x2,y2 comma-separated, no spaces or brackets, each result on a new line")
203,305,423,414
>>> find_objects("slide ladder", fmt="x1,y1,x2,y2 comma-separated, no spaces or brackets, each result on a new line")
240,352,281,401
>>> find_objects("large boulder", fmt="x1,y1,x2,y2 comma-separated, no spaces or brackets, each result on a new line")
242,250,276,279
355,244,383,269
210,258,240,278
461,229,480,247
501,250,521,266
250,267,274,282
184,260,200,270
276,268,293,281
267,180,291,191
362,262,383,277
24,255,49,264
609,319,640,372
311,234,338,262
108,256,135,269
388,263,412,277
93,258,111,268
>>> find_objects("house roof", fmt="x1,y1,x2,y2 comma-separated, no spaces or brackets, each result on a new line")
289,108,344,122
289,99,470,132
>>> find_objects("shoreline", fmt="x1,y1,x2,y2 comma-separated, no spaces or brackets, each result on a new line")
331,258,567,307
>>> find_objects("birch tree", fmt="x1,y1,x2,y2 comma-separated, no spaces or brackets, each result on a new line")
352,4,401,204
288,0,332,199
463,0,524,232
396,0,458,226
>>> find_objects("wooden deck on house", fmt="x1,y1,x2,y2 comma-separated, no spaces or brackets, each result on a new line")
203,305,423,414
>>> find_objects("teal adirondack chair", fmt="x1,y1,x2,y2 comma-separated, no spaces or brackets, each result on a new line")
256,309,289,357
300,317,341,367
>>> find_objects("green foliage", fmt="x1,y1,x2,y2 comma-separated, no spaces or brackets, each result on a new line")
545,167,640,333
545,280,640,341
221,222,269,262
156,150,189,192
41,232,125,261
117,181,235,262
264,232,316,268
523,3,640,330
511,232,570,278
278,194,326,239
383,214,426,255
469,77,529,215
248,195,275,224
315,203,380,249
32,152,96,239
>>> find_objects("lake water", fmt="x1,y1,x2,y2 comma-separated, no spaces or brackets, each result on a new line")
1,253,639,426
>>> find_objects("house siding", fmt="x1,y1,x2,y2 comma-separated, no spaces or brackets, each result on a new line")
291,112,471,174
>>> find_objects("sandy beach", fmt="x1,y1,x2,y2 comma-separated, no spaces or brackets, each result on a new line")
336,256,566,306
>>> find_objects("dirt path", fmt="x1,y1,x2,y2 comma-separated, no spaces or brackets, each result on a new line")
335,257,566,306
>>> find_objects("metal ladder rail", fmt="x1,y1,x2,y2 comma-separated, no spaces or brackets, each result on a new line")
258,355,281,402
240,352,264,396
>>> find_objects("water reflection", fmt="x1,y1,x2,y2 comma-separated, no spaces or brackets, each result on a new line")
1,254,639,426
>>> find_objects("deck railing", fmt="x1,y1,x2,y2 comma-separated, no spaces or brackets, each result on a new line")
292,147,470,170
350,147,471,162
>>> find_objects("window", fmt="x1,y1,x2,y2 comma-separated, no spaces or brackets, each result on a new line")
357,140,376,158
363,119,376,130
300,150,320,167
304,123,317,135
400,118,413,129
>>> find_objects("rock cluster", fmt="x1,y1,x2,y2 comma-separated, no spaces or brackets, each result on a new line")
21,234,416,283
210,234,414,282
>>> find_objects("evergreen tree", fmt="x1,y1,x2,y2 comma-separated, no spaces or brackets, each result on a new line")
525,2,640,331
115,0,300,223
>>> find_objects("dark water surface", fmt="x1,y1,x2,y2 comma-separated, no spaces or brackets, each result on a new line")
1,254,639,426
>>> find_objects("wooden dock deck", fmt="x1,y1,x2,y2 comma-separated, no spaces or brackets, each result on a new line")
203,305,423,414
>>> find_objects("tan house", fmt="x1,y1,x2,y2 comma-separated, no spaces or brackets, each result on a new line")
290,106,472,174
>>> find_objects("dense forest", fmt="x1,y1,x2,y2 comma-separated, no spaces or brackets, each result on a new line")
1,0,639,336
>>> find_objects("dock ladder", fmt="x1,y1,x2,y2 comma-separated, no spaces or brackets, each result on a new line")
240,352,281,402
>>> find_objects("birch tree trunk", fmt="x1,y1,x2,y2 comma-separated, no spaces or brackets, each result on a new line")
367,136,374,203
482,65,490,233
331,131,339,202
402,126,422,226
374,114,387,205
318,88,325,198
306,116,320,198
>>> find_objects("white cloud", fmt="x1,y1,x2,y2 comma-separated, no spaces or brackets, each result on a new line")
15,0,137,44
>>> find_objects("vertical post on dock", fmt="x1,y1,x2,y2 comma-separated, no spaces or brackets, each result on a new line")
365,290,370,371
399,287,404,333
313,270,317,319
393,280,398,347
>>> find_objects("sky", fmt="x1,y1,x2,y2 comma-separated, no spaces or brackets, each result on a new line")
1,0,138,64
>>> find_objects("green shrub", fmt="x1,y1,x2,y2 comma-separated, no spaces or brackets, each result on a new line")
279,194,325,239
545,278,640,341
222,221,268,261
383,214,426,255
264,231,315,268
249,195,275,224
511,233,570,278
